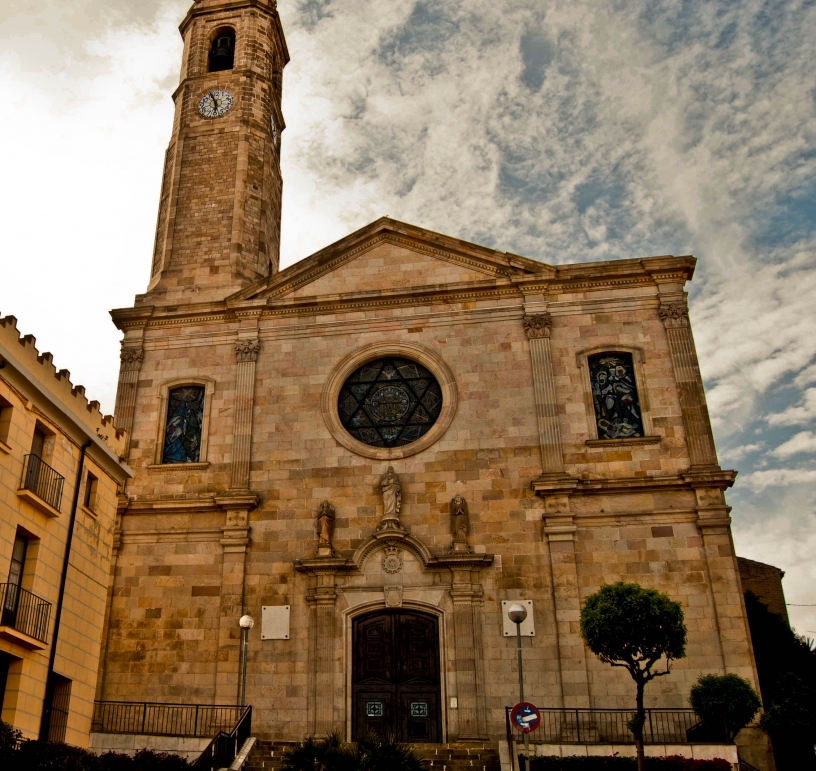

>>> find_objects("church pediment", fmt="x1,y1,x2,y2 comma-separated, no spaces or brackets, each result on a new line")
227,217,553,305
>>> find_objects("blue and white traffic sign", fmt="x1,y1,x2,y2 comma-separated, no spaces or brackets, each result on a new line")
510,702,541,733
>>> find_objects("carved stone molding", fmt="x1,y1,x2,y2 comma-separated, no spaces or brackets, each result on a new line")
235,338,261,363
119,348,144,371
523,313,553,339
658,303,690,329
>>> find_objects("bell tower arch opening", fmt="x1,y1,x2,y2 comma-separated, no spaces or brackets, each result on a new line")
208,28,236,72
351,609,442,743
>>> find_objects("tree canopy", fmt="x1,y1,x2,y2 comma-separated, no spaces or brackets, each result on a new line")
689,673,761,741
580,581,687,677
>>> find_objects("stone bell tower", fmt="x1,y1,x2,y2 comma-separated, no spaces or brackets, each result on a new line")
145,0,288,304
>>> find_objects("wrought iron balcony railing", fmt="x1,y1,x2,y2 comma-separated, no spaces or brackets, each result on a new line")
0,583,51,643
20,454,64,512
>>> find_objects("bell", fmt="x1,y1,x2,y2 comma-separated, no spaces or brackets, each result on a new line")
209,35,235,72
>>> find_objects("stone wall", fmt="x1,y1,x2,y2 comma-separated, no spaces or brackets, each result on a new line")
100,231,761,750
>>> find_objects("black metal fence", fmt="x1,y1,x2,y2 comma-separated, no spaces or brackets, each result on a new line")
194,706,252,771
0,583,51,642
91,702,245,738
505,707,728,745
20,454,64,512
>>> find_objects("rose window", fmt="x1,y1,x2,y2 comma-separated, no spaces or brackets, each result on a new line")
338,358,443,448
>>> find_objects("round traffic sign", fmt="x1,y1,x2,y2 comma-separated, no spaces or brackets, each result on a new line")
510,702,541,733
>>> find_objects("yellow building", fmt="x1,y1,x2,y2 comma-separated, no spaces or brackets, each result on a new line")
0,314,131,746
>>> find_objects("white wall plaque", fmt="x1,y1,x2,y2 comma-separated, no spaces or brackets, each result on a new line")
501,600,535,637
262,605,291,640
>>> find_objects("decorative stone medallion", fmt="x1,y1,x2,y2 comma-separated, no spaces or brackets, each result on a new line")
381,546,403,574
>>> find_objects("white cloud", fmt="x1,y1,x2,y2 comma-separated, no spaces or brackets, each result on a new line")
771,432,816,459
741,467,816,492
768,388,816,427
794,363,816,388
719,443,763,463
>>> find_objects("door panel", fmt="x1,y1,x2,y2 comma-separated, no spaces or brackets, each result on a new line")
352,610,441,743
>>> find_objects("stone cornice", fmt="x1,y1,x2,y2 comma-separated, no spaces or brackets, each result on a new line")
533,469,736,498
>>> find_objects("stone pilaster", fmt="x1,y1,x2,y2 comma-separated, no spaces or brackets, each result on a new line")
659,300,718,469
306,571,339,736
213,494,256,705
449,570,487,740
686,472,758,683
231,338,260,491
523,314,565,475
542,496,590,708
114,347,143,453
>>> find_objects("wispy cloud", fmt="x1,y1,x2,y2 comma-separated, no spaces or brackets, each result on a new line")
771,432,816,459
768,388,816,426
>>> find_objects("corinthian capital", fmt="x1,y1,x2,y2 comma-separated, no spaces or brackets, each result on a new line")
659,303,690,329
119,348,144,371
235,338,261,363
523,313,553,340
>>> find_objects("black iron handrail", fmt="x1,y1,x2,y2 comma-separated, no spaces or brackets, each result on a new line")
739,760,762,771
505,706,730,745
20,454,64,511
91,701,245,738
194,705,252,771
0,583,51,642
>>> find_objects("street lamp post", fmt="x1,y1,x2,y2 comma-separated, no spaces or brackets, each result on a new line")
508,603,530,771
238,615,254,708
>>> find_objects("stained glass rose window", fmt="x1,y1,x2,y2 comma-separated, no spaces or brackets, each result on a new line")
338,358,443,448
588,353,643,439
163,386,205,463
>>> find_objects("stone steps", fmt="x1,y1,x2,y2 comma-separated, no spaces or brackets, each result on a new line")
414,742,502,771
244,739,501,771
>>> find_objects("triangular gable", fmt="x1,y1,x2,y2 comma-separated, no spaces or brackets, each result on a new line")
228,217,552,303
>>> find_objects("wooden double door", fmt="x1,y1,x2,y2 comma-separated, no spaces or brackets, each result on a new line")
352,610,442,743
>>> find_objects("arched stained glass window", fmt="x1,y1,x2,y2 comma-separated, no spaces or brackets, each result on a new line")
338,358,443,448
588,353,643,439
163,386,205,463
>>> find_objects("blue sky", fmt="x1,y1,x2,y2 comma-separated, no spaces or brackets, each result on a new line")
1,0,815,635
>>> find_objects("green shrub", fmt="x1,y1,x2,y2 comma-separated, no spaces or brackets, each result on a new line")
528,757,733,770
98,753,134,771
15,739,103,771
281,733,423,771
0,721,23,764
689,673,761,741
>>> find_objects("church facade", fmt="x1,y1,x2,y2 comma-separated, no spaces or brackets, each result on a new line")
97,0,762,752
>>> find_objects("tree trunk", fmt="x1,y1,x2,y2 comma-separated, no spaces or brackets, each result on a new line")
635,680,646,771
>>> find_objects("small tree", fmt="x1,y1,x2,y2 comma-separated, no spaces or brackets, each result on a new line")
689,673,761,741
580,582,687,771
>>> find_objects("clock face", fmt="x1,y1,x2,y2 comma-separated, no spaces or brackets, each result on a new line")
198,90,234,118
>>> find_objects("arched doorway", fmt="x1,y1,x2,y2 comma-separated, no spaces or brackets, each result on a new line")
352,609,442,743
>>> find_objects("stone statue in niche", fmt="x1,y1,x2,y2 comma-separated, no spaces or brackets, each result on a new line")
450,494,471,553
378,466,403,531
316,500,335,557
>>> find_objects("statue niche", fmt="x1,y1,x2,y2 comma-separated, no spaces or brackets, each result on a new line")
450,494,471,553
316,500,335,557
378,466,403,532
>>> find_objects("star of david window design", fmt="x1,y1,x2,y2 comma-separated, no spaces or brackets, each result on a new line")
338,357,444,448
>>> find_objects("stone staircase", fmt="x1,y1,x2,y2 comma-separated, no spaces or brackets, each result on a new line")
244,740,298,771
244,739,502,771
414,742,501,770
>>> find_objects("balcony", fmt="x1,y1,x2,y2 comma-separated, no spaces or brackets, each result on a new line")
0,583,51,648
17,454,64,516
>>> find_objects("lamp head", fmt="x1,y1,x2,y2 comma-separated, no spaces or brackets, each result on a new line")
239,615,255,629
507,603,528,625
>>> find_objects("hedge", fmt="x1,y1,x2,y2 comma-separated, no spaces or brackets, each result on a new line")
528,756,733,770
